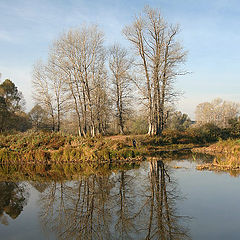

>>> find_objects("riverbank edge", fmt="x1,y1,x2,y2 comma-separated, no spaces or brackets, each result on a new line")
192,139,240,171
0,131,203,166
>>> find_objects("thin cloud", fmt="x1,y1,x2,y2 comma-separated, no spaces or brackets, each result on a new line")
0,30,15,43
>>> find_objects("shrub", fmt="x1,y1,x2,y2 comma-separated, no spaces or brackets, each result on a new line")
187,123,222,143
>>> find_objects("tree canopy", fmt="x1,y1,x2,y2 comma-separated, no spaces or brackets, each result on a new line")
0,79,28,132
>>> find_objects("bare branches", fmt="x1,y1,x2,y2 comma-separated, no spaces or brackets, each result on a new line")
109,44,133,134
32,25,109,136
31,7,187,136
195,98,240,128
123,6,187,135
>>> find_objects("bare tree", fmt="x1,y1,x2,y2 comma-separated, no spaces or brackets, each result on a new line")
32,25,110,136
109,44,133,134
32,58,69,132
49,26,108,136
195,98,240,128
123,6,187,135
46,55,70,131
91,51,110,135
32,61,56,131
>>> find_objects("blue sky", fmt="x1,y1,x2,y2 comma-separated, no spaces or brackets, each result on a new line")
1,0,240,118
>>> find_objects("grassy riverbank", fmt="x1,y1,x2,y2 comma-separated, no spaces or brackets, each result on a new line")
193,139,240,171
0,131,201,166
0,131,143,164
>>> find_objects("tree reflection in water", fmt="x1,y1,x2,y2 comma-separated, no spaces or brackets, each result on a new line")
39,161,190,240
112,170,136,240
0,182,29,225
40,175,114,239
145,160,190,240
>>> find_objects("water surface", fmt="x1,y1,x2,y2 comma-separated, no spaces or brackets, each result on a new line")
1,152,240,240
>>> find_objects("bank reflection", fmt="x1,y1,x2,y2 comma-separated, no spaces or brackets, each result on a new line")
39,160,190,240
0,182,29,225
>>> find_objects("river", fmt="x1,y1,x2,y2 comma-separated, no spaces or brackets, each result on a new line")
0,151,240,239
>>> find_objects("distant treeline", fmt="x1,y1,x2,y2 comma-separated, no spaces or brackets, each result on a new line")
1,78,240,142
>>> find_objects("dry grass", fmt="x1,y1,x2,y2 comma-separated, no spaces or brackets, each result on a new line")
0,131,201,173
0,131,144,165
194,139,240,173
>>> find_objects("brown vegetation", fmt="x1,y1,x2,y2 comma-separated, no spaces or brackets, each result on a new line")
193,139,240,173
0,131,202,169
0,160,140,182
0,131,143,166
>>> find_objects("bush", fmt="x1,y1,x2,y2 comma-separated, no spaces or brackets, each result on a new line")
227,118,240,138
162,130,186,144
187,123,222,143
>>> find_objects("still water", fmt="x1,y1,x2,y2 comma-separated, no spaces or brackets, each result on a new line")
0,152,240,240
